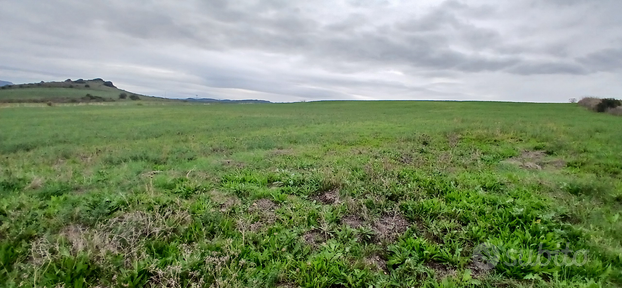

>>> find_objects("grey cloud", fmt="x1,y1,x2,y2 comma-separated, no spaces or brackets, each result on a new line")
506,61,589,75
578,48,622,72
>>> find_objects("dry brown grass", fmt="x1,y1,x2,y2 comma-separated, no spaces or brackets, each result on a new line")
31,208,191,266
607,106,622,116
577,97,602,111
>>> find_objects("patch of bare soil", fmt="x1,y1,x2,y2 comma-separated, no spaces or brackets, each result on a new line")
250,199,278,212
209,190,241,212
426,262,457,279
313,189,340,205
342,215,364,229
502,150,566,170
303,230,329,247
245,199,279,232
447,133,461,148
467,261,492,279
364,254,388,272
373,214,410,242
221,159,245,168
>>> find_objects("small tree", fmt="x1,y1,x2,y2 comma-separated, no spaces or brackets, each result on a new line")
85,84,90,88
119,93,127,99
129,94,141,101
569,98,577,103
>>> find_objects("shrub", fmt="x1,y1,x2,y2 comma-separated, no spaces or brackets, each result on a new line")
103,81,115,88
596,98,621,112
68,85,73,88
578,97,602,111
46,102,53,107
119,93,127,99
75,79,85,84
129,94,141,101
607,106,622,116
84,84,90,88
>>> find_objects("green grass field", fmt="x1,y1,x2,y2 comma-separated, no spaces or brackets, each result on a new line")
0,101,621,287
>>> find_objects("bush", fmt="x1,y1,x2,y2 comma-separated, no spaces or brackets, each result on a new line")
68,85,73,88
596,98,621,112
129,94,141,101
607,106,622,116
84,84,90,88
75,79,85,84
119,93,127,99
578,97,602,111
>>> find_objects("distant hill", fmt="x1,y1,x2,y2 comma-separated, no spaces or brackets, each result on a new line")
0,80,12,87
185,98,271,104
0,78,173,103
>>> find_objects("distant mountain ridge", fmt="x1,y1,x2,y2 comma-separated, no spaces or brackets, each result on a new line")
184,98,271,104
0,80,13,87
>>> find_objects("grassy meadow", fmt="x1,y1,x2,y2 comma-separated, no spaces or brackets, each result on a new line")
0,101,621,287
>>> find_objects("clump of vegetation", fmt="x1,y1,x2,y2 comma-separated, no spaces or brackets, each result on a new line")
129,94,141,101
119,92,127,99
596,98,622,112
578,96,622,116
81,94,110,102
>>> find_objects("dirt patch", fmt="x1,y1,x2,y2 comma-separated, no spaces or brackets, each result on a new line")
447,133,461,148
467,261,491,279
364,254,388,272
221,159,245,168
250,199,278,212
373,214,410,242
502,150,565,170
342,215,365,229
303,230,329,247
313,189,340,205
209,190,241,212
426,262,457,279
245,199,279,232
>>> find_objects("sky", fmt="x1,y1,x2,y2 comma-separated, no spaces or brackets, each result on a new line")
0,0,621,102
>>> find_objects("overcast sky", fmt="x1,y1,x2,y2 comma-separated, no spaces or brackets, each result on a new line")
1,0,621,102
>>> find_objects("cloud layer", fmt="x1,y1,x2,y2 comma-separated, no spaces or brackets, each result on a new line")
1,0,621,102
